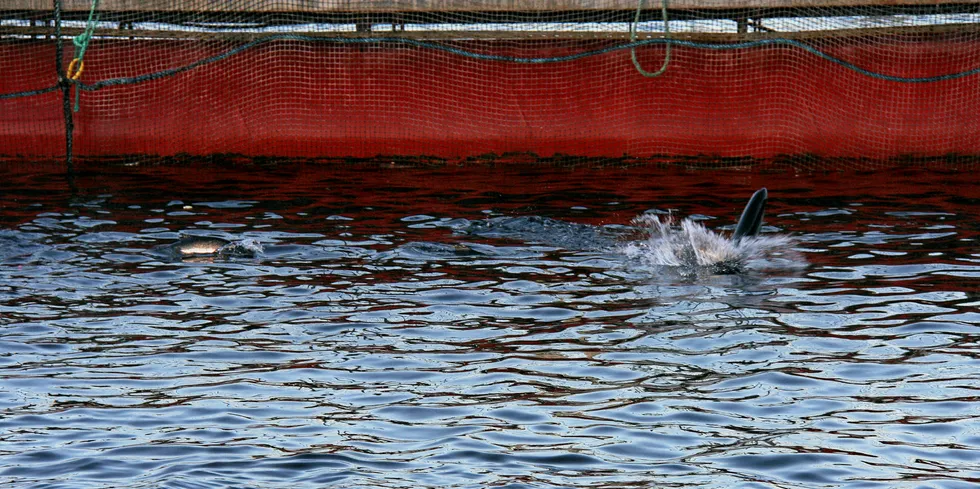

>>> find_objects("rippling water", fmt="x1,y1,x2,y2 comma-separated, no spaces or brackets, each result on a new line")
1,161,978,488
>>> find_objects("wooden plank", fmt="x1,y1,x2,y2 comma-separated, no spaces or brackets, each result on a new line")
4,0,980,12
2,22,976,42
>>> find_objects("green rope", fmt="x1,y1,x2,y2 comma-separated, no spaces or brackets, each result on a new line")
630,0,671,77
72,0,100,112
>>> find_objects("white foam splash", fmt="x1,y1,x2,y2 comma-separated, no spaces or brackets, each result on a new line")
219,238,264,256
622,214,802,273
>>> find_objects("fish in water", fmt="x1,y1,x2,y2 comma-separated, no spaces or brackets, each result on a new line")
451,187,794,275
150,236,262,261
680,187,770,273
626,187,796,275
170,236,231,256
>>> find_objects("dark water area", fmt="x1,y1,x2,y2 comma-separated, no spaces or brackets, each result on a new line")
1,160,978,488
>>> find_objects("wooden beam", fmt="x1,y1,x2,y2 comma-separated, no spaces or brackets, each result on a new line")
2,22,975,42
4,0,980,12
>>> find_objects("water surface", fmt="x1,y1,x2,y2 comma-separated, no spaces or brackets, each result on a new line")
1,161,978,488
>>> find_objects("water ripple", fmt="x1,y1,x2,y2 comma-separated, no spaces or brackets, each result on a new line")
1,163,979,488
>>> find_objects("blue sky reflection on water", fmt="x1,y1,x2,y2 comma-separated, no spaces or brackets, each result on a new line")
0,161,978,488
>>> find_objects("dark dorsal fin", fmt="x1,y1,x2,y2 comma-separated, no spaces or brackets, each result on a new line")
732,187,767,244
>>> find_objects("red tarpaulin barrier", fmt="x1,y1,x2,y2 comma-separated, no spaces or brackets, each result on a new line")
2,35,980,160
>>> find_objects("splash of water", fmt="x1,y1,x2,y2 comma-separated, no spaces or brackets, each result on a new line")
622,214,802,274
219,238,264,256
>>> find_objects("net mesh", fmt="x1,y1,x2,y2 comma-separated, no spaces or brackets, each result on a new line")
2,1,979,168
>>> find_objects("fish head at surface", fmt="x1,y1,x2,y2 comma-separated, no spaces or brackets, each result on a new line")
148,236,263,262
172,237,231,256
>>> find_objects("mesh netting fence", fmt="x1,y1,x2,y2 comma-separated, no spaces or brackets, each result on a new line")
2,0,980,167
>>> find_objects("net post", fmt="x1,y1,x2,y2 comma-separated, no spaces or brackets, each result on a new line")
53,0,75,175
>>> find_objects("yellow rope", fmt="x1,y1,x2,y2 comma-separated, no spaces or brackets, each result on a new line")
66,58,84,81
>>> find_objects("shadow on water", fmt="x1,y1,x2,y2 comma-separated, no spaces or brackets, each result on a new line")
1,159,979,488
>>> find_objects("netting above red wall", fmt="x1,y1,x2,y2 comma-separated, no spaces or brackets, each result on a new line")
2,1,980,166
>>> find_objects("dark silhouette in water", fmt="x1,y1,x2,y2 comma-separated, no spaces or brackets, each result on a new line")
461,215,630,250
732,187,767,243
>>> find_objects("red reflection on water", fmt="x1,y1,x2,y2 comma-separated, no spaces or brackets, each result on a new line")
1,159,978,278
